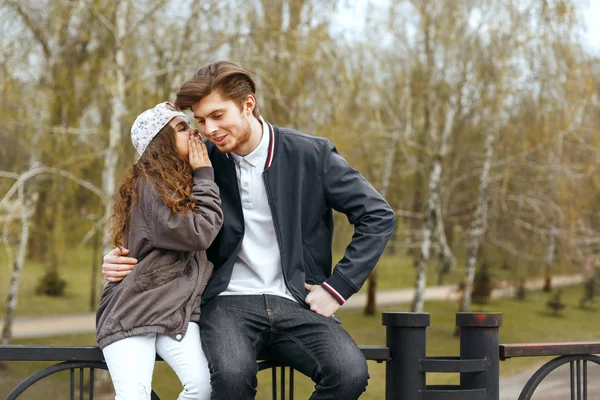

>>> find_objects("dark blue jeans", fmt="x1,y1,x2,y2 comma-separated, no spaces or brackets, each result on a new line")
199,295,369,399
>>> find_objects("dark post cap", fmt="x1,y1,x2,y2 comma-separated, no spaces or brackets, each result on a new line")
456,312,502,327
382,312,430,327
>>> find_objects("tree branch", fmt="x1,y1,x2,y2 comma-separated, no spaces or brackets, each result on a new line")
6,1,52,59
0,166,107,210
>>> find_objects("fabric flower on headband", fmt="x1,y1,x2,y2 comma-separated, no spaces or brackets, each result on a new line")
131,102,186,156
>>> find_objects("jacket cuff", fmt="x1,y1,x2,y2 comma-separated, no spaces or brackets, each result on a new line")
192,167,214,182
322,273,356,305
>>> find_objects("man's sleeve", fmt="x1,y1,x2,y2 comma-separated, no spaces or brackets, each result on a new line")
320,140,396,304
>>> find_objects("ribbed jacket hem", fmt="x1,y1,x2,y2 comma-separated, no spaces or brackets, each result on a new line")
98,325,172,350
323,271,358,304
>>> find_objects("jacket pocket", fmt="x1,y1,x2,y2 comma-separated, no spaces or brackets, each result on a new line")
302,220,332,281
302,244,324,284
96,282,124,334
133,260,183,292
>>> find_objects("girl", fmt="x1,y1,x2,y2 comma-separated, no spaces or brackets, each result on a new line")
96,102,223,400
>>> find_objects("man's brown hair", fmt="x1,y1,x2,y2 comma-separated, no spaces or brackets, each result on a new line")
175,61,260,118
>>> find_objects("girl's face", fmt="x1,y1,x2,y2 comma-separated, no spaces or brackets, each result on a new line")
169,116,199,158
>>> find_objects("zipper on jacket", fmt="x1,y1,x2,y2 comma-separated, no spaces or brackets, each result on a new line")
262,173,300,304
211,238,244,283
206,159,245,291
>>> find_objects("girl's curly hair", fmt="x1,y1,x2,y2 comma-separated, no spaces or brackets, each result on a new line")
110,124,194,247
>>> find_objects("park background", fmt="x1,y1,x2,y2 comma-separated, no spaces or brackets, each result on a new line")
1,0,600,398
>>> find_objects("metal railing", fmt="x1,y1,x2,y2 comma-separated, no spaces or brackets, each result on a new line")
383,312,501,399
500,342,600,399
0,337,388,399
1,312,599,399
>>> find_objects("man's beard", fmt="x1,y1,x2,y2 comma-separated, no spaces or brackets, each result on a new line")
237,118,253,147
224,117,253,154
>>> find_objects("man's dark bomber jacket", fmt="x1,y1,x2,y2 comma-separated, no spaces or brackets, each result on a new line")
203,121,396,307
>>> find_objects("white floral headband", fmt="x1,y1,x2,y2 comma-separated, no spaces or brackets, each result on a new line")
131,102,186,156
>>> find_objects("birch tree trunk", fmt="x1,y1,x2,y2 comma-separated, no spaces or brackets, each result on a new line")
541,100,586,291
363,127,400,315
411,105,456,312
1,128,40,344
1,185,32,344
364,88,411,315
408,11,434,259
461,127,496,313
168,1,203,100
94,2,129,392
435,197,455,285
101,1,128,257
364,134,399,313
543,231,556,292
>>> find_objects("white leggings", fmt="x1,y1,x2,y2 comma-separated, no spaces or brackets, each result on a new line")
102,322,211,400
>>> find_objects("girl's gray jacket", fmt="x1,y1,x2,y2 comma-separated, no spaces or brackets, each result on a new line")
96,167,223,349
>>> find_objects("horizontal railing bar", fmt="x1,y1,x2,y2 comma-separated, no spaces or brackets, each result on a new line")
0,344,389,363
359,345,390,362
0,346,107,362
421,357,487,373
421,388,486,400
500,342,600,360
258,361,280,371
426,385,461,390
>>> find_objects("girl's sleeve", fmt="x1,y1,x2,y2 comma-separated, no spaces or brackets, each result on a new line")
146,167,223,251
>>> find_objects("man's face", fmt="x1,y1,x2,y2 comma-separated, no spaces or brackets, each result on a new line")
191,91,252,154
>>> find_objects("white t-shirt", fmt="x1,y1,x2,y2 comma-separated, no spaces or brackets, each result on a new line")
219,118,295,302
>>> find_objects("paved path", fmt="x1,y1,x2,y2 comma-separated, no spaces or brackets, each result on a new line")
2,274,582,339
500,360,600,399
344,274,583,308
3,313,97,339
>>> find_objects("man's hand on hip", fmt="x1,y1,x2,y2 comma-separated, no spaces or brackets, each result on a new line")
304,283,340,317
102,247,137,282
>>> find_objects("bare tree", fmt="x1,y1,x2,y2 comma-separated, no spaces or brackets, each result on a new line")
100,0,128,256
364,84,412,315
412,104,456,312
1,163,105,342
2,184,33,344
461,124,496,312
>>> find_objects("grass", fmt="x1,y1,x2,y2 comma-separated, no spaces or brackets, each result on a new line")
2,283,599,399
355,250,579,293
0,244,581,318
0,246,100,317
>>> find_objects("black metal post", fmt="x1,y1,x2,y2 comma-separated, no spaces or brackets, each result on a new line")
382,312,430,400
457,312,502,400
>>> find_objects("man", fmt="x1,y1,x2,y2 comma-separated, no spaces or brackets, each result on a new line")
102,61,396,399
